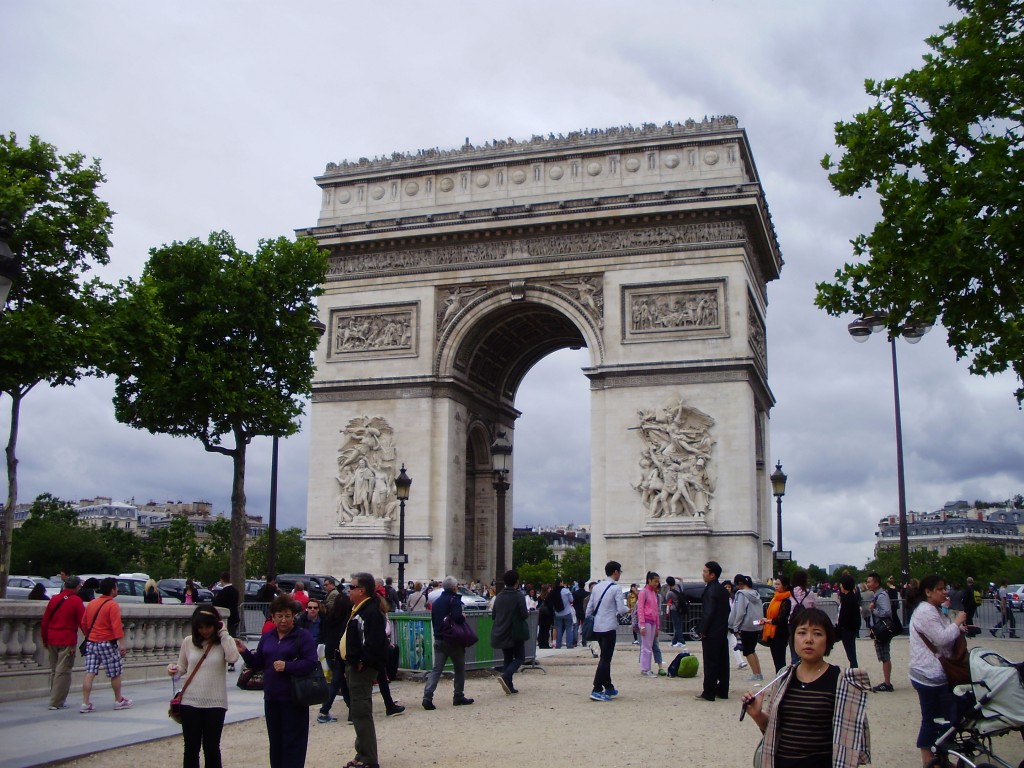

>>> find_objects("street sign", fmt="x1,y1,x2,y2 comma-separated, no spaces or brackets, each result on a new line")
773,550,792,561
389,554,409,564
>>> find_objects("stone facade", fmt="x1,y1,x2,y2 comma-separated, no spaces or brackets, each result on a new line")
301,118,782,585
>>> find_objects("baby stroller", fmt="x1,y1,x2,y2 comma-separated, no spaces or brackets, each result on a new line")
928,647,1024,768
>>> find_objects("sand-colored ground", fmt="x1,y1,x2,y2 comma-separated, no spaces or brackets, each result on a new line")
55,640,1024,768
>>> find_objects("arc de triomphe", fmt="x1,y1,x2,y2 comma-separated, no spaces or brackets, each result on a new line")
299,117,782,584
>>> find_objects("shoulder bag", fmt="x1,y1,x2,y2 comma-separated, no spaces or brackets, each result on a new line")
581,583,613,643
919,615,970,685
79,600,111,656
169,642,214,723
872,614,900,643
440,596,478,648
290,662,330,706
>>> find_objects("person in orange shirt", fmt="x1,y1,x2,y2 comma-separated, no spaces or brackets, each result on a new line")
79,577,132,713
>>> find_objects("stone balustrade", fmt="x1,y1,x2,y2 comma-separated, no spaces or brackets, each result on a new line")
0,600,223,703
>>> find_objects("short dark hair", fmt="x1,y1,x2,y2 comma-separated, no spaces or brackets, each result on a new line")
605,561,622,576
504,569,518,588
867,572,881,583
99,577,117,597
191,605,221,647
220,571,230,582
64,575,82,590
840,574,855,591
269,594,298,616
666,576,676,586
919,573,946,593
788,607,838,655
705,561,722,579
776,574,791,590
792,569,809,589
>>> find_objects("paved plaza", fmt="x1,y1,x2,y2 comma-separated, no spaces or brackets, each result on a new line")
3,637,1024,768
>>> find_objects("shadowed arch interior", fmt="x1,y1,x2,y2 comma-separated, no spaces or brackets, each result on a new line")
453,301,587,403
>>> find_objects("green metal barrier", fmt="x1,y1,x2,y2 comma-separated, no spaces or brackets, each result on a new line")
393,610,540,672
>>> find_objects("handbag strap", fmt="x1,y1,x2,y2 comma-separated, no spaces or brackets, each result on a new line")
591,582,613,615
83,599,112,643
178,641,215,697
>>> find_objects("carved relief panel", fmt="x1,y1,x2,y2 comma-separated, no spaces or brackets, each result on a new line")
328,303,418,361
622,279,727,343
631,397,716,520
334,416,400,527
748,293,767,371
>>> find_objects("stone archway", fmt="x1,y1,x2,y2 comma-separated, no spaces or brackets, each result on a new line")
301,117,782,585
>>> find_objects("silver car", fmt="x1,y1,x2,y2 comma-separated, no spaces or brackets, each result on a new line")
427,586,489,612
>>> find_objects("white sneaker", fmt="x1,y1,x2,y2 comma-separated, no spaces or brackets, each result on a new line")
737,661,749,669
640,670,657,677
114,698,133,711
671,642,685,648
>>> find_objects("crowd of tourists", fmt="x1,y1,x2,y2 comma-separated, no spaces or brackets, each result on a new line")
35,562,1020,768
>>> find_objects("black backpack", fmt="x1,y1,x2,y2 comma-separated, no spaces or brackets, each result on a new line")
548,588,564,612
673,587,687,615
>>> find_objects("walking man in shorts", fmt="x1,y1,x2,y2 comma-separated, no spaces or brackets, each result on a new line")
866,572,895,692
79,576,132,713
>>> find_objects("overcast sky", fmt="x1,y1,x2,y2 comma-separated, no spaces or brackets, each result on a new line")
3,1,1022,572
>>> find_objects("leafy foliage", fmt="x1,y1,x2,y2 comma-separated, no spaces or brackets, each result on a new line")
512,535,553,567
559,543,591,586
108,231,327,586
517,561,557,589
0,133,114,596
246,527,305,577
817,0,1024,401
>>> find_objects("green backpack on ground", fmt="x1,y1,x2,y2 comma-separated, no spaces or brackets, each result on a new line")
667,652,699,678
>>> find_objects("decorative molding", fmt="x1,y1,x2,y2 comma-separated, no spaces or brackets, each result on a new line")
327,221,747,278
747,293,767,371
328,303,418,361
622,279,726,343
321,117,741,177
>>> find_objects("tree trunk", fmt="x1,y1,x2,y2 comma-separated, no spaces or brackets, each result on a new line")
1,392,22,598
229,423,248,593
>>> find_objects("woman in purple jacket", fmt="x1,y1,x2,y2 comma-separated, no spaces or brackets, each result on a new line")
235,594,318,768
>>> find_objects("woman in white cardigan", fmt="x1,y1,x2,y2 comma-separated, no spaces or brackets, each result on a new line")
168,605,241,768
908,574,970,766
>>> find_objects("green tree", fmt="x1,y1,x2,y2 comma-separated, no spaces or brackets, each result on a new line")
191,516,233,586
816,0,1024,401
109,232,327,590
246,527,305,577
0,133,114,597
558,543,591,586
95,526,144,572
23,492,78,527
512,534,553,567
518,561,557,589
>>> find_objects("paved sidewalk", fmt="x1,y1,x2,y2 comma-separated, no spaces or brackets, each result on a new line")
0,667,267,768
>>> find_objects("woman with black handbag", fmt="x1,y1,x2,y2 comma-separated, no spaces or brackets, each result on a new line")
168,606,239,768
234,594,317,768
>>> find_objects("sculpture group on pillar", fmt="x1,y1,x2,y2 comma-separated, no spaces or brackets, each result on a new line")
631,397,716,519
335,416,400,525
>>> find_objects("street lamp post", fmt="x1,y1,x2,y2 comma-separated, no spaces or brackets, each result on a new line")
490,431,512,590
849,313,932,585
770,461,788,553
268,316,327,578
394,465,412,592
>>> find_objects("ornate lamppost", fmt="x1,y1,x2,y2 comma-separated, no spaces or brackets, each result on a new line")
848,313,932,585
394,464,412,592
268,316,327,577
770,461,788,553
490,431,512,589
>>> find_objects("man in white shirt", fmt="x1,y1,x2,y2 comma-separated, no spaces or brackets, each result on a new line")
585,561,626,702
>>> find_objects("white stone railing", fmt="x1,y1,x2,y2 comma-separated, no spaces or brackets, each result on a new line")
0,600,221,702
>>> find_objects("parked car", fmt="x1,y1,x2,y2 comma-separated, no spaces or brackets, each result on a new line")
156,578,214,603
427,586,489,612
244,579,267,603
6,575,61,599
116,576,182,603
1004,584,1024,611
275,574,337,602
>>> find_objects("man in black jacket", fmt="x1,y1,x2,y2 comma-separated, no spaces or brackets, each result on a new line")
342,572,388,768
490,570,529,694
695,560,730,702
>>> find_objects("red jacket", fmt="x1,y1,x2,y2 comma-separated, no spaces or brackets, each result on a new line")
41,589,86,647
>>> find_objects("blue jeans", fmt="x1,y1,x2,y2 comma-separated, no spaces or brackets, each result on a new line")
912,680,959,749
670,611,687,644
502,642,525,683
554,613,573,648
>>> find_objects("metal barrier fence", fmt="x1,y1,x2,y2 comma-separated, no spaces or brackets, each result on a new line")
392,610,540,672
